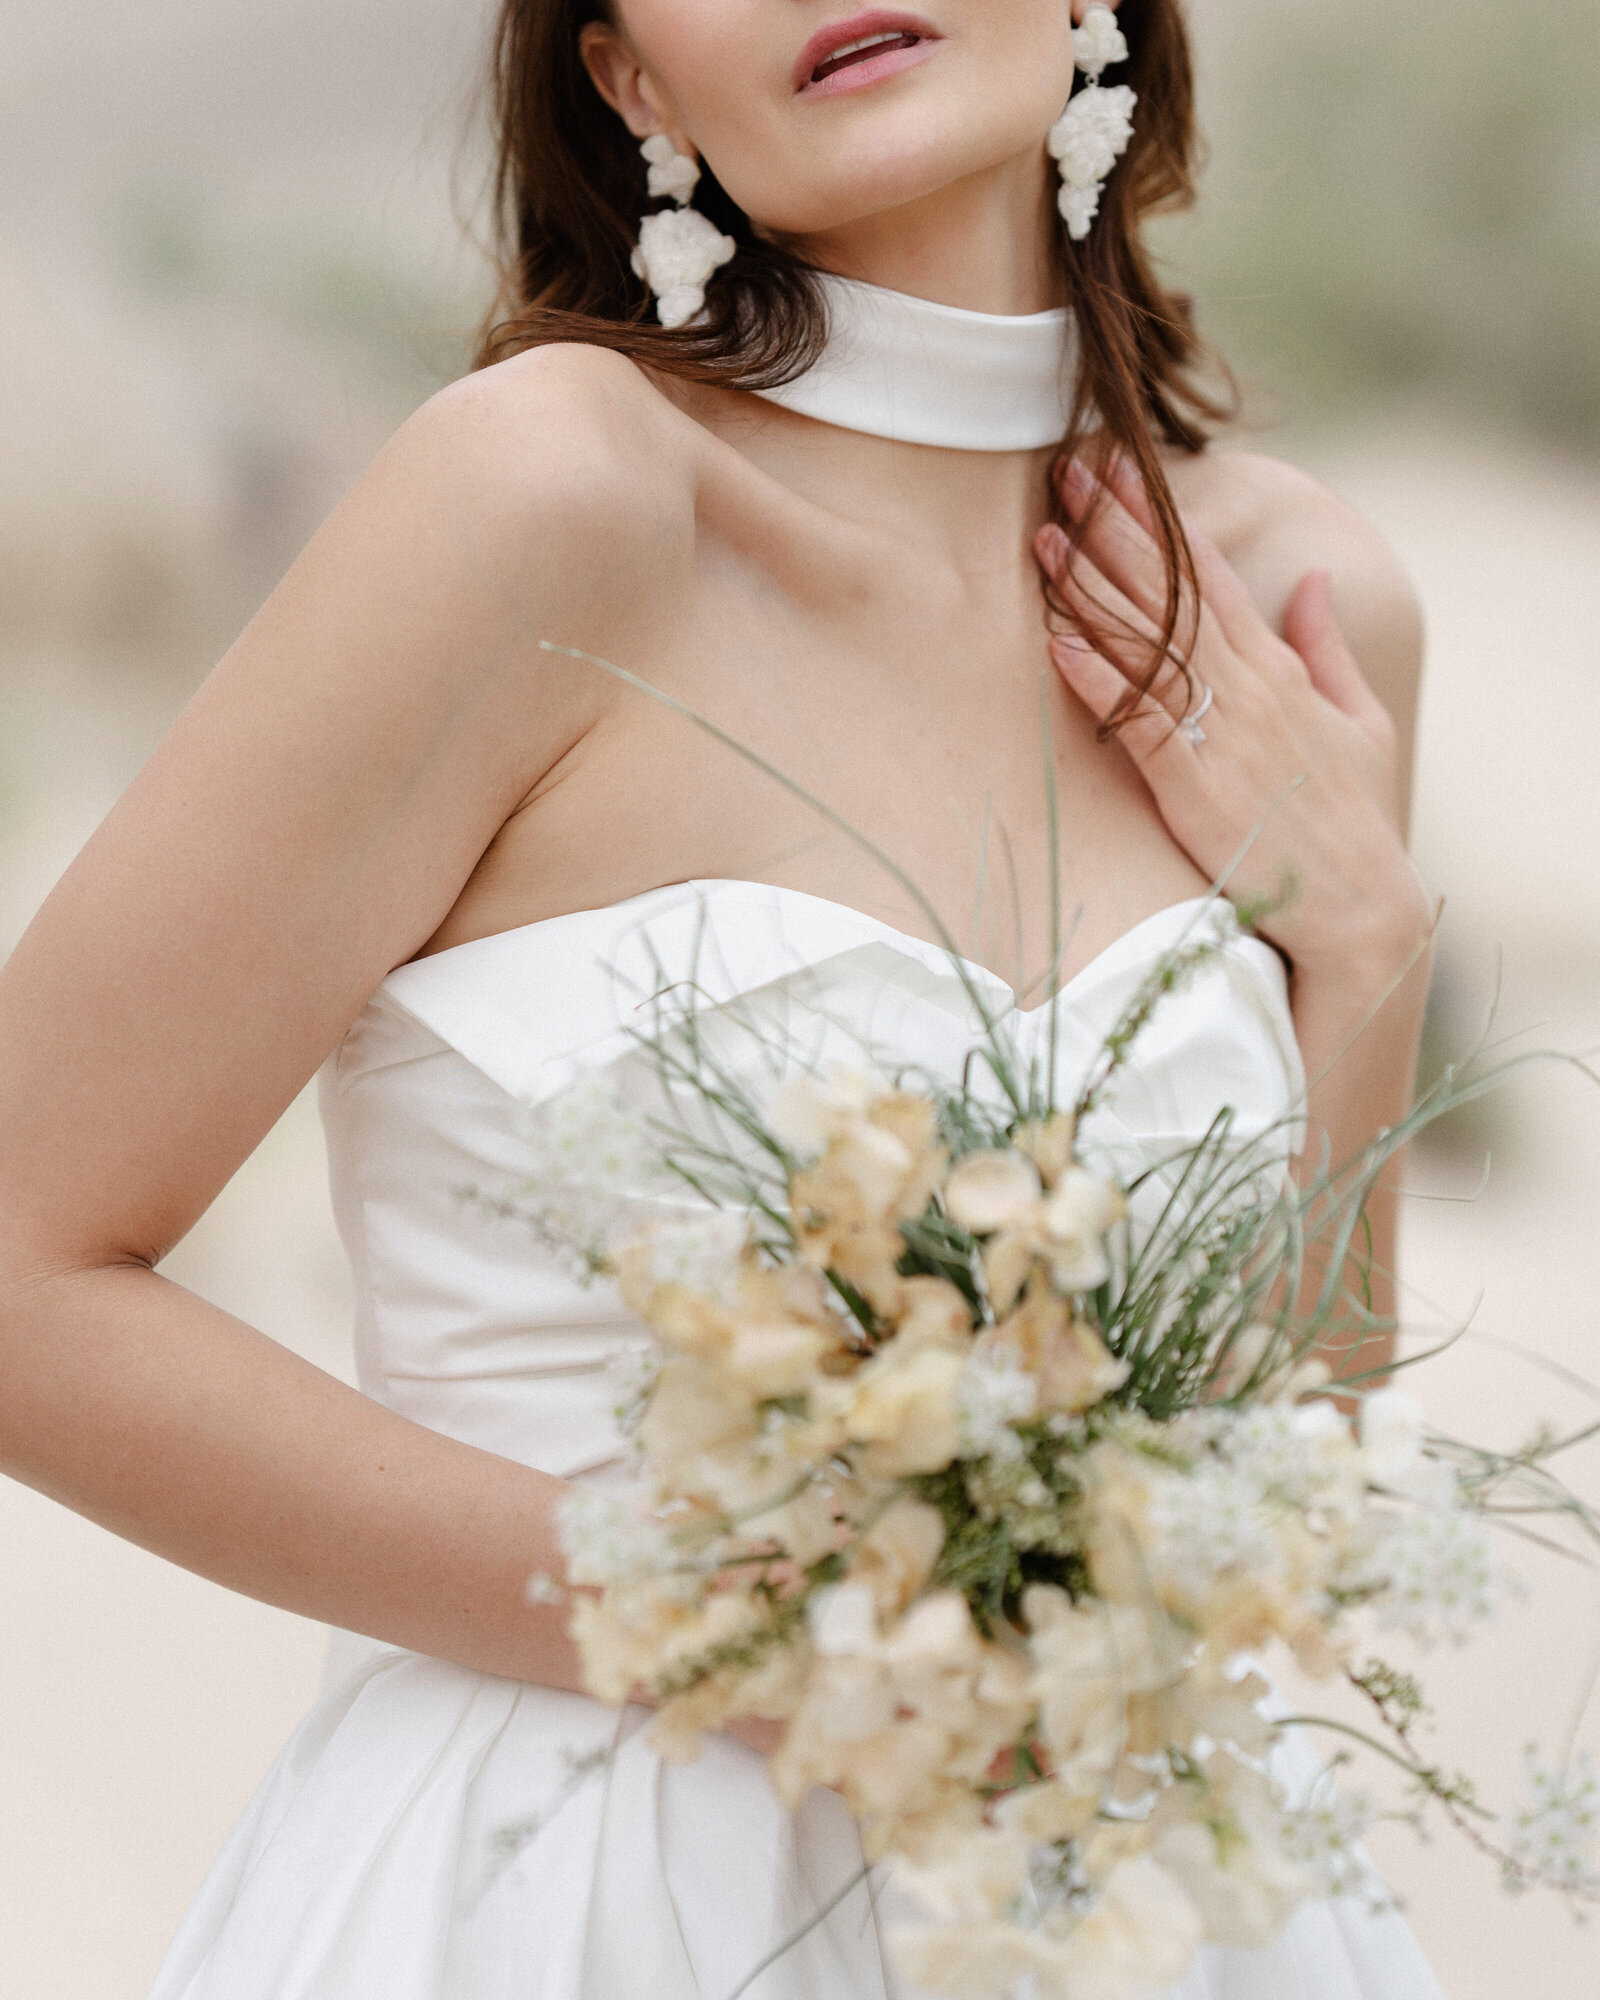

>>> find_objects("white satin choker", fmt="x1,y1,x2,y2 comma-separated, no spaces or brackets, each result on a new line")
751,273,1076,453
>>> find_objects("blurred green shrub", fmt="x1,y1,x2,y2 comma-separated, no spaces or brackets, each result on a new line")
1166,0,1600,447
114,177,478,414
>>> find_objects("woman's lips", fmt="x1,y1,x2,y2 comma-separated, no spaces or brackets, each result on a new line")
794,12,942,99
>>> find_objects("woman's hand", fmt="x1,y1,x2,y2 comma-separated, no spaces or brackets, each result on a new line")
1038,454,1434,1385
1035,457,1433,1003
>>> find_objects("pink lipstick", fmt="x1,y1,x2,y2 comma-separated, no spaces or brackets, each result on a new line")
793,11,942,99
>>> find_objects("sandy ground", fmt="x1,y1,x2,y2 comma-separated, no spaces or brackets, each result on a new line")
1,421,1597,1997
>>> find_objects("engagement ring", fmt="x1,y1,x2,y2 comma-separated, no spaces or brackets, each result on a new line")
1179,683,1214,745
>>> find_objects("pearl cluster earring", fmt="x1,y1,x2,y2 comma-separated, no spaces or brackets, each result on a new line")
1048,4,1137,240
631,134,737,328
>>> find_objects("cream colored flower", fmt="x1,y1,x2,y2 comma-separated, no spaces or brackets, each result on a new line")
944,1148,1042,1233
648,1634,810,1763
569,1574,765,1711
889,1919,1059,2000
740,1478,841,1566
1041,1169,1124,1284
768,1065,885,1153
808,1579,879,1657
1151,1753,1312,1949
723,1317,830,1399
982,1167,1125,1313
845,1341,967,1477
1149,1654,1276,1764
639,1356,755,1465
894,1274,976,1352
1040,1854,1203,1999
892,1825,1031,1923
849,1496,947,1618
789,1091,947,1313
1082,1426,1359,1668
1013,1111,1079,1187
776,1592,1033,1855
977,1281,1127,1417
1025,1584,1172,1797
994,1779,1098,1845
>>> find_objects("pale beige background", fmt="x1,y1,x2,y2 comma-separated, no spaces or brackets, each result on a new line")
2,2,1598,1996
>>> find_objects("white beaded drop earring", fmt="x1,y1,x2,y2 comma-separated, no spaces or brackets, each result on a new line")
1048,5,1138,241
631,134,737,328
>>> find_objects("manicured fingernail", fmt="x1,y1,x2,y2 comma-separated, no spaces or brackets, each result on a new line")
1036,523,1070,569
1061,457,1093,500
1052,631,1094,659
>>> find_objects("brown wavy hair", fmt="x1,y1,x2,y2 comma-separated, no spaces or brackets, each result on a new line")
474,0,1231,710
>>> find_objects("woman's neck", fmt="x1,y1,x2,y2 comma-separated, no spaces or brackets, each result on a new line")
700,153,1070,569
693,386,1059,578
787,146,1065,316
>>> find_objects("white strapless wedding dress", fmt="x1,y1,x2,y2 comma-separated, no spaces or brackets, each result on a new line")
148,880,1447,2000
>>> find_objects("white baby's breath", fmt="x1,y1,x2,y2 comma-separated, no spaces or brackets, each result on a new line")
497,1073,667,1277
956,1350,1038,1462
1148,1457,1280,1583
1283,1788,1379,1901
604,1341,661,1437
637,1211,748,1298
1365,1503,1501,1646
558,1485,676,1588
1506,1749,1600,1892
1361,1388,1454,1506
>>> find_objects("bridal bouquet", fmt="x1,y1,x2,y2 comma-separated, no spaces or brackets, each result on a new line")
506,916,1599,2000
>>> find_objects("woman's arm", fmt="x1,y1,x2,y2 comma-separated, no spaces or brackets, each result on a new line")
0,345,680,1684
1037,456,1431,1378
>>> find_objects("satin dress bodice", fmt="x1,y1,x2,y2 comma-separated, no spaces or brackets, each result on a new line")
320,879,1302,1482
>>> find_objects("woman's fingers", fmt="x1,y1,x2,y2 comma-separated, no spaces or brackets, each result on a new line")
1070,460,1307,700
1182,522,1294,670
1056,458,1179,639
1035,524,1192,719
1050,633,1194,767
1283,569,1386,725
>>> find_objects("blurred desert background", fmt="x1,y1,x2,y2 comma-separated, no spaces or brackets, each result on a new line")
1,0,1597,1993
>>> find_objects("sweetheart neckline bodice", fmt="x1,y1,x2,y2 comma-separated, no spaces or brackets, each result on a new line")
324,871,1305,1484
386,877,1226,1025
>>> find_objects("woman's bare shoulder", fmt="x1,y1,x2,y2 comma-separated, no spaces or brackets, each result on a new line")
372,342,704,613
1169,446,1425,726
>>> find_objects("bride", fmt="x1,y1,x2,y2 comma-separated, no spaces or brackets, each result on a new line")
0,0,1445,1993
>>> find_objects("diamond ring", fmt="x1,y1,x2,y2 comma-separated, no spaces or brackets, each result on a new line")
1178,683,1214,745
